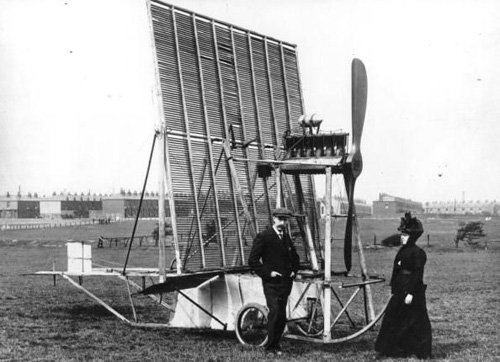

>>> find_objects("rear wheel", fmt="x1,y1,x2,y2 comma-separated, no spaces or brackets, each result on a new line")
235,303,268,346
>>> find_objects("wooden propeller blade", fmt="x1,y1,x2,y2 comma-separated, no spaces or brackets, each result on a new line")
343,174,356,272
351,58,367,153
342,59,367,272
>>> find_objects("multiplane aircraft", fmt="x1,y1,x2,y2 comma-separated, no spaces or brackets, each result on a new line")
35,0,389,345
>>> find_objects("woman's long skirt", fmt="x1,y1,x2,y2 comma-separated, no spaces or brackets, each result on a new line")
375,287,432,359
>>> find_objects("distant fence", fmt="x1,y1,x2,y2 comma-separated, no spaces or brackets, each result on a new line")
97,235,157,248
0,219,107,231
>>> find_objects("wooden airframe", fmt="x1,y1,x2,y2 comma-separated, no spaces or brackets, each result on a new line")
35,0,389,345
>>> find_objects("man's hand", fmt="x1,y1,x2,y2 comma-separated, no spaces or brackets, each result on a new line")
270,271,282,278
404,294,413,305
290,272,295,278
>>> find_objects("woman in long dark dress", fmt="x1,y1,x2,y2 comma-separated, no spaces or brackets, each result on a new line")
375,212,432,359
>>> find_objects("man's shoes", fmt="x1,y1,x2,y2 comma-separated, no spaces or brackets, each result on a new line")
265,345,283,356
266,349,282,357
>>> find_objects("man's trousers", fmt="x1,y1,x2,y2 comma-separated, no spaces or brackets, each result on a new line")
262,277,293,349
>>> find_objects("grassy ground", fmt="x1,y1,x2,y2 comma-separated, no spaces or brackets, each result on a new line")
0,217,499,361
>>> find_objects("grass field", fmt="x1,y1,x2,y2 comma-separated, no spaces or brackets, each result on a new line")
0,217,499,361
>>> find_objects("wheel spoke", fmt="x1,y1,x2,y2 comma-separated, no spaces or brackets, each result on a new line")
236,303,268,346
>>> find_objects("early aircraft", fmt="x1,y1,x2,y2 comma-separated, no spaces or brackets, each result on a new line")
36,0,388,345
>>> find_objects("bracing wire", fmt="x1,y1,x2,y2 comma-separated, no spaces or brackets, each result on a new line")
122,131,157,275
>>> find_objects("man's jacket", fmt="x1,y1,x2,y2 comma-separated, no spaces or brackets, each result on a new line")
248,227,300,282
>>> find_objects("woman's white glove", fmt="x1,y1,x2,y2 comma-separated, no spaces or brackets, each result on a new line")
404,294,413,305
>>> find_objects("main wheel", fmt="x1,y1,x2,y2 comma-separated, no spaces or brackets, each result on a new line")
235,303,268,346
291,279,390,342
294,296,323,337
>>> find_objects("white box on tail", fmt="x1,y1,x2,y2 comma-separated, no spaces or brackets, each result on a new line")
67,242,92,274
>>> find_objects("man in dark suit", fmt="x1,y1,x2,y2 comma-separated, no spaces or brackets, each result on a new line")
248,207,300,354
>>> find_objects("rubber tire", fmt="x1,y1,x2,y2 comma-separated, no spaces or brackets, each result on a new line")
235,303,269,346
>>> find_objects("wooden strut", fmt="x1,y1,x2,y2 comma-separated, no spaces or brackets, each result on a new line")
275,166,282,208
263,37,281,148
62,274,130,323
285,295,391,344
230,25,259,234
222,140,257,238
291,174,319,271
286,276,383,339
247,32,273,224
331,287,361,328
183,159,209,268
118,275,175,312
323,166,332,342
125,277,138,323
287,39,323,261
146,0,170,281
330,287,356,328
61,274,173,328
353,215,376,321
279,172,317,270
150,0,297,50
173,274,227,330
61,273,233,329
181,151,224,268
172,10,207,270
176,289,228,330
211,20,246,266
192,11,227,268
159,130,176,278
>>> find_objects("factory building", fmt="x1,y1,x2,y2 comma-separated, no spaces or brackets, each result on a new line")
0,198,40,218
318,195,372,218
425,200,498,216
39,196,102,219
372,193,424,217
0,192,163,220
101,196,160,219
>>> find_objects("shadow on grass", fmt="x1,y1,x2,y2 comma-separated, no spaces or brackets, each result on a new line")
286,337,375,355
62,304,133,321
432,340,479,359
189,328,234,338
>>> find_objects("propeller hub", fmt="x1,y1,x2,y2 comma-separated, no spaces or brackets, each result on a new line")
346,151,363,179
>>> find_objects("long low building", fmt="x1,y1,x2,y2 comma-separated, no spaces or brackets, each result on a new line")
0,199,39,218
101,197,161,219
372,193,423,217
425,200,498,216
0,193,166,219
318,195,372,218
40,197,102,218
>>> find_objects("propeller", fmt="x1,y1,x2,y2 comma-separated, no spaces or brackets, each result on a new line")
344,58,367,272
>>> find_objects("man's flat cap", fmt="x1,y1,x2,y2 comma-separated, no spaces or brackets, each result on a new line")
272,207,293,218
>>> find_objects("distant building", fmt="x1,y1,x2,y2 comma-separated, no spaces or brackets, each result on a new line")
0,191,164,220
318,196,372,218
39,198,62,218
102,195,162,219
0,196,40,218
372,193,423,217
425,200,498,216
0,198,18,218
39,195,102,219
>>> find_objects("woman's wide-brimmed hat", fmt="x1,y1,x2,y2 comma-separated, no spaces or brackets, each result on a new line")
398,212,423,238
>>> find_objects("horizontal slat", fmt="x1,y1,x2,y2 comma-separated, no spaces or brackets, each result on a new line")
150,2,315,271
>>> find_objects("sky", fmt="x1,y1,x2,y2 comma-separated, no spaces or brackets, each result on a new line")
1,0,499,204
